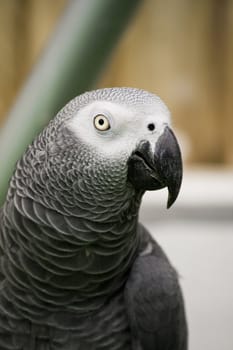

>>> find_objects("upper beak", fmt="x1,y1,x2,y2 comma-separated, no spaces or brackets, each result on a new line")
127,126,183,208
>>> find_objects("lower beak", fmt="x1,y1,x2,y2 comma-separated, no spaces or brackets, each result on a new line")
127,126,183,208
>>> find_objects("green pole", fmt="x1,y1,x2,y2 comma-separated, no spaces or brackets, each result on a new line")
0,0,142,204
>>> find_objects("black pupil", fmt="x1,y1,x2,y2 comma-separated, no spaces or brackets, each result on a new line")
148,123,155,131
98,118,105,126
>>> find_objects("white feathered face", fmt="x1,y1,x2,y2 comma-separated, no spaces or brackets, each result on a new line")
67,99,171,161
64,89,182,208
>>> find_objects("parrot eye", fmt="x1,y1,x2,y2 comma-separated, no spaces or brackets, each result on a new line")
94,114,111,131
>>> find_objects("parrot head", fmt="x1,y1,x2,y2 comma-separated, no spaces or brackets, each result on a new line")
50,87,183,209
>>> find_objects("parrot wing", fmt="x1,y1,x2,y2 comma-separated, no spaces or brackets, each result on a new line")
125,224,188,350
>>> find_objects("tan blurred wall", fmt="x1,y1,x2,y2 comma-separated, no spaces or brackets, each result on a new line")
0,0,67,125
225,0,233,164
0,0,232,164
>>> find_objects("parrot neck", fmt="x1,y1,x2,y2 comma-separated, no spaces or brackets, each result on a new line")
1,185,142,322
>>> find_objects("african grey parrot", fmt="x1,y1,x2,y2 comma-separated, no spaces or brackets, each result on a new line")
0,87,187,349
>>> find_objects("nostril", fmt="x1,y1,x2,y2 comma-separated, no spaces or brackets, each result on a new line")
147,123,155,131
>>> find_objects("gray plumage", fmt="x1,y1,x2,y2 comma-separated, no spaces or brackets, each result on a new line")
0,87,187,349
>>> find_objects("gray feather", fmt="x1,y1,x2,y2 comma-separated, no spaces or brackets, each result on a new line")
0,87,187,349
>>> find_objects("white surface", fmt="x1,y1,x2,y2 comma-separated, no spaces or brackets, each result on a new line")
147,222,233,350
140,168,233,350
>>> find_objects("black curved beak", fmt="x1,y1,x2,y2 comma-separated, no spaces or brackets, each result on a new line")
127,126,183,208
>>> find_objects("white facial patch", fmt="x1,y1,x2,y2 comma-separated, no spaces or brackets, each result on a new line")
67,99,171,160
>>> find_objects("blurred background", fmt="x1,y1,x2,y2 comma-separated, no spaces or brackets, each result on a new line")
0,0,232,349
